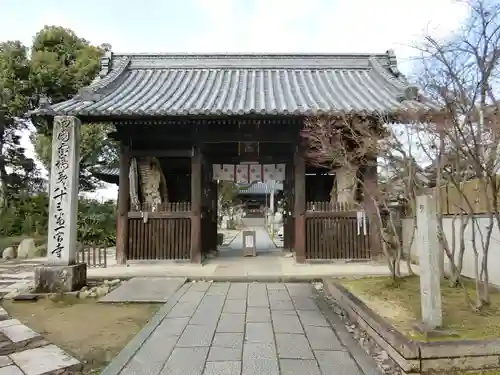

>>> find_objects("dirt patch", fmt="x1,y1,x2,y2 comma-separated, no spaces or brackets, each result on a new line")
339,276,500,341
3,296,160,374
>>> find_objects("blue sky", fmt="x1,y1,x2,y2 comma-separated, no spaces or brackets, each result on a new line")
1,0,468,63
0,0,469,199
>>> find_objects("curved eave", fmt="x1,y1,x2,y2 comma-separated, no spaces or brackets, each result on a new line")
91,167,119,185
92,173,119,185
31,54,440,119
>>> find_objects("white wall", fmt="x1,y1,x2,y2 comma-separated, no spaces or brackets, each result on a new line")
402,216,500,287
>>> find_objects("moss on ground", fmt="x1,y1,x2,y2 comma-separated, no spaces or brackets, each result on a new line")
338,276,500,341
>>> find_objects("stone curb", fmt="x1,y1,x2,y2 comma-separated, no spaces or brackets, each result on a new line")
317,280,384,375
187,276,325,282
323,279,500,374
87,274,386,282
100,282,191,375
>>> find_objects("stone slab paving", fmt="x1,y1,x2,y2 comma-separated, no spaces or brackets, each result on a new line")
0,262,41,297
99,277,187,303
226,227,276,250
105,282,375,375
0,307,81,375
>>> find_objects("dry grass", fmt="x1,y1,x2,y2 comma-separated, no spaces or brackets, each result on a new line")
339,276,500,341
3,296,160,374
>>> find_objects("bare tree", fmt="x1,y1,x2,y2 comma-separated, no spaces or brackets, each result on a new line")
301,115,418,280
406,0,500,309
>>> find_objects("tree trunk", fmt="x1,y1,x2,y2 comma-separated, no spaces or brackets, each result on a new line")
449,214,469,287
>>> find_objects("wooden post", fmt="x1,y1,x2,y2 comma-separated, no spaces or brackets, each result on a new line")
284,163,293,250
116,143,130,265
190,146,202,263
294,147,306,263
363,162,382,257
211,180,218,251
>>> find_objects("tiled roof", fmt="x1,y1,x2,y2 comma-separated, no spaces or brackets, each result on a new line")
34,52,436,117
238,181,283,194
92,166,119,177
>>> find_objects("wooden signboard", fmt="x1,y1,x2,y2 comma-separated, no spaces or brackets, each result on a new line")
243,230,256,257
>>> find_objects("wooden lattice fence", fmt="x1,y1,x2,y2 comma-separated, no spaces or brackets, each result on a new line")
305,201,370,260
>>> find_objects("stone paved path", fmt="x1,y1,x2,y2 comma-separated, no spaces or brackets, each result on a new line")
0,307,81,375
113,282,369,375
221,225,278,255
100,277,187,303
0,262,40,298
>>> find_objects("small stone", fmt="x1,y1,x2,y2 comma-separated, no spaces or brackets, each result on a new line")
16,239,36,259
78,291,90,299
2,247,15,260
90,286,97,292
313,282,323,291
80,286,88,292
89,292,96,297
110,279,121,286
95,286,109,297
379,350,389,360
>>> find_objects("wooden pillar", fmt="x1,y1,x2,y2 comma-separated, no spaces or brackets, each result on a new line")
363,162,382,257
190,146,202,263
294,147,306,263
284,163,293,250
210,180,218,251
116,143,130,265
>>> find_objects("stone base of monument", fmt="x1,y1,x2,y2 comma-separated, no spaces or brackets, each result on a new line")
242,230,256,257
412,321,459,339
34,263,87,293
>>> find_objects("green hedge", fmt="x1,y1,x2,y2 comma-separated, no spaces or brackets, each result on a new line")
0,193,117,250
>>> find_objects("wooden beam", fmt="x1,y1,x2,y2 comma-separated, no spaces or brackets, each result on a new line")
129,149,193,157
190,146,202,263
116,144,130,265
128,211,191,219
113,131,297,144
200,130,297,143
206,154,294,164
294,147,306,263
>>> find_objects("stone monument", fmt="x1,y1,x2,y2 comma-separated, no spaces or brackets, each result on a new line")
416,195,442,329
34,116,87,293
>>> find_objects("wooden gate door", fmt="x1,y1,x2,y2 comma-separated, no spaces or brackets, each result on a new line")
305,202,370,260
